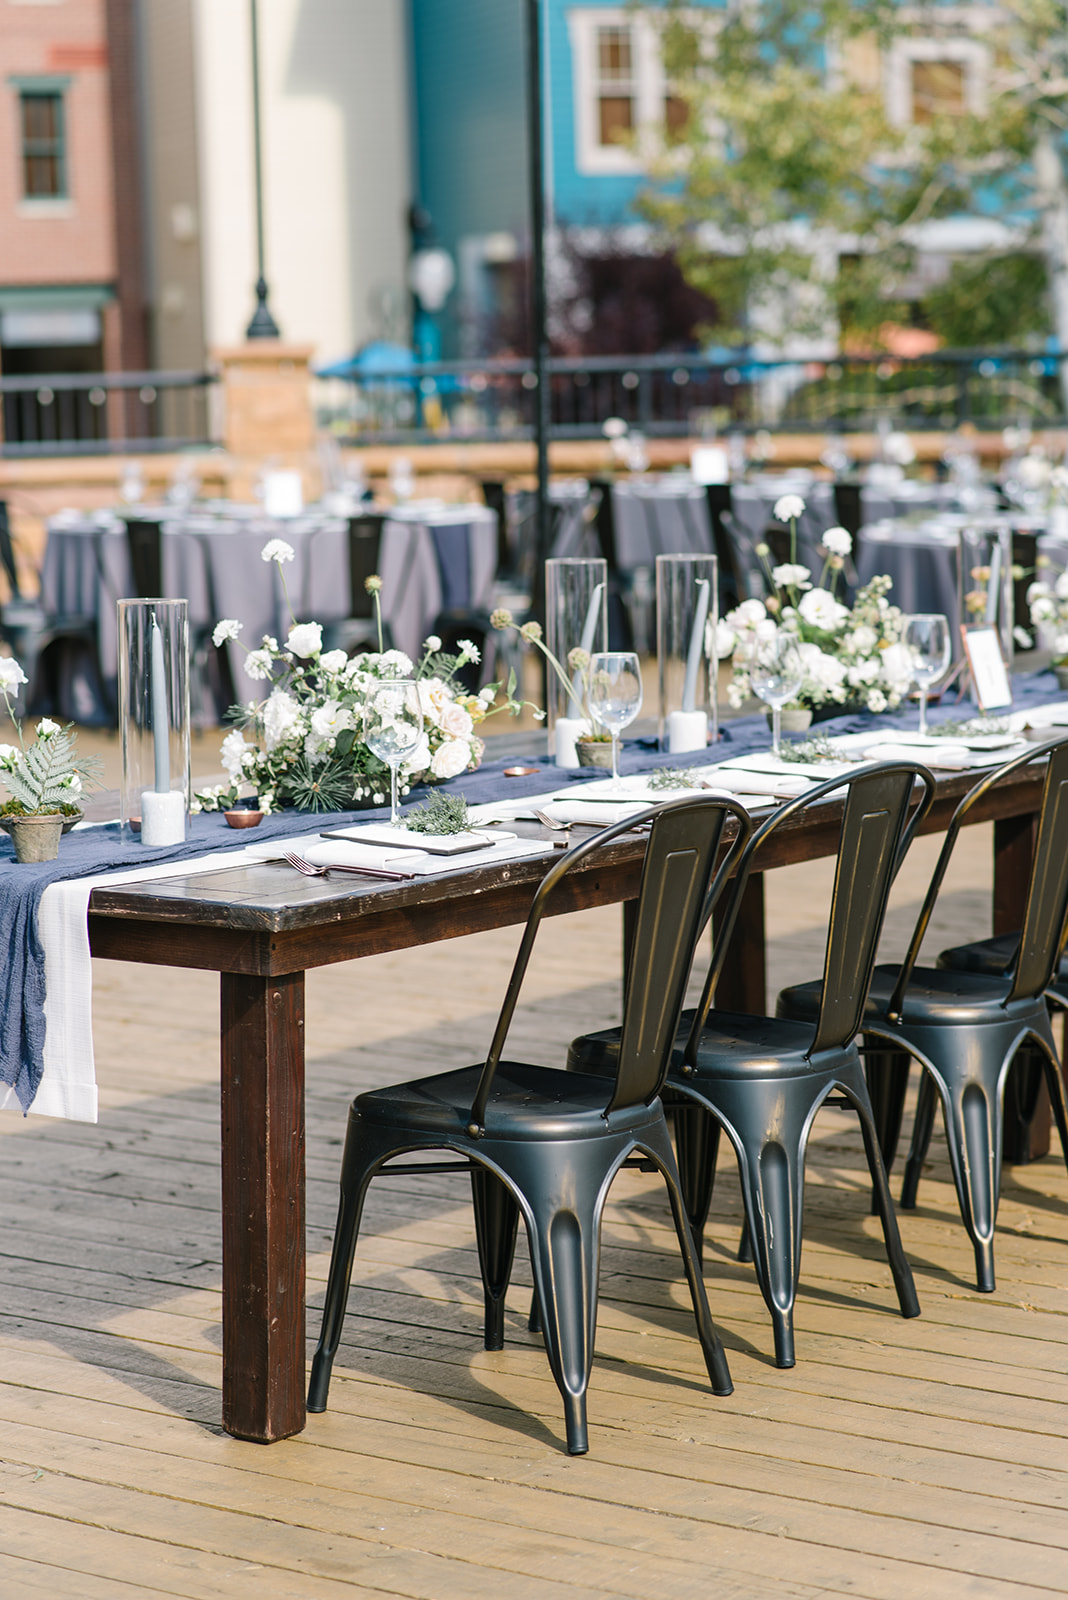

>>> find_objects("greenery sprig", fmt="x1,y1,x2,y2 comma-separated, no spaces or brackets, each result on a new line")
402,790,471,835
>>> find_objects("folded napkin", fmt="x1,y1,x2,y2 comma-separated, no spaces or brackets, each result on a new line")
246,833,554,877
718,752,856,782
869,740,1029,770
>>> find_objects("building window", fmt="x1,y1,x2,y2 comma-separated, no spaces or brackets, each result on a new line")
595,25,636,147
20,90,66,198
910,59,966,123
570,8,702,175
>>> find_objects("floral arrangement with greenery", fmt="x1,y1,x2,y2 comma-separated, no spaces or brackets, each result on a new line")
0,657,101,817
718,508,913,715
489,608,608,740
194,540,529,814
1027,565,1068,666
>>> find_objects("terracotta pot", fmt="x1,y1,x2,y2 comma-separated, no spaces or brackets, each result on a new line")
576,739,614,770
1,813,64,863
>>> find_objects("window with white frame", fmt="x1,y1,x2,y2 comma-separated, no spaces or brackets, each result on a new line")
885,23,989,128
569,8,689,175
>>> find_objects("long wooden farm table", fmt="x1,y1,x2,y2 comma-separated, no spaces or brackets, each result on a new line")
85,762,1047,1444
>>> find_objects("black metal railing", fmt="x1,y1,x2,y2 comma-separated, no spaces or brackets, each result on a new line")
0,368,216,456
314,346,1068,444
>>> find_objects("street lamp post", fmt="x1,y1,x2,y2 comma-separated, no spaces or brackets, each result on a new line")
526,0,551,614
246,0,280,339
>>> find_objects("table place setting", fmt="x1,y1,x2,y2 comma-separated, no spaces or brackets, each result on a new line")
242,827,555,879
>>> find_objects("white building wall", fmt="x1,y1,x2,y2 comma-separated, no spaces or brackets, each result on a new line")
191,0,409,364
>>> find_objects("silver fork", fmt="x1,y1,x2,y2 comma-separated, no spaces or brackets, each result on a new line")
531,807,571,834
283,850,409,881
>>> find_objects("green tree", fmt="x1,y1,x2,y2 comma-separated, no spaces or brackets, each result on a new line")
640,0,1057,359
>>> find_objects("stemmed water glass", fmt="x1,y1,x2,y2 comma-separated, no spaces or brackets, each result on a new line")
903,614,951,736
363,679,424,826
749,632,804,760
587,651,643,786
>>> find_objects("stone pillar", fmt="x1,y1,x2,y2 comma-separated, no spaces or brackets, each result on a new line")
212,343,315,460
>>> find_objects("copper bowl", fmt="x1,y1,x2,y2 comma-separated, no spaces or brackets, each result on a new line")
224,809,264,829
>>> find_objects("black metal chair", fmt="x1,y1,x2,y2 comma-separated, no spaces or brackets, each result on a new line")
778,739,1068,1294
568,763,934,1369
307,795,752,1455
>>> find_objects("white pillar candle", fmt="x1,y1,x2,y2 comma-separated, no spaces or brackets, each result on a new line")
553,715,585,768
140,788,186,847
150,612,170,794
667,709,708,754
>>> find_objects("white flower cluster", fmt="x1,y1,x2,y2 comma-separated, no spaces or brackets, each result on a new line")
1028,568,1068,662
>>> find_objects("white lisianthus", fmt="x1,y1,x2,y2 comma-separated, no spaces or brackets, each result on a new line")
318,649,349,675
847,658,881,687
879,642,915,691
262,688,302,751
0,657,28,691
1031,596,1056,624
439,702,474,739
261,539,295,565
773,493,806,522
716,623,737,659
377,649,414,676
456,638,481,664
220,729,252,780
797,588,848,631
771,563,812,590
423,634,442,653
36,718,60,737
308,699,353,749
430,737,471,779
798,642,847,693
821,526,852,557
730,598,767,627
212,619,242,647
1054,571,1068,600
401,732,432,774
286,622,322,658
244,648,274,680
0,743,19,770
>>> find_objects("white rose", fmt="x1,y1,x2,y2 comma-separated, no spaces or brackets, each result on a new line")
430,737,471,779
716,623,737,659
36,718,60,736
1054,572,1068,600
0,657,28,690
773,494,806,522
1031,597,1056,624
771,563,812,590
879,642,915,691
731,599,767,627
319,649,349,675
847,658,880,687
220,729,251,780
798,643,846,692
286,622,322,658
309,699,353,748
797,588,848,631
439,702,474,739
400,732,431,775
821,526,852,557
262,688,302,751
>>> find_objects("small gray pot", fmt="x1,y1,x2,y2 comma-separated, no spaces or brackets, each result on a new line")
576,739,614,770
2,813,65,863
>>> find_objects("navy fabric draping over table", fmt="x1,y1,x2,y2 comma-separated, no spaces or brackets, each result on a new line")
3,668,1065,1113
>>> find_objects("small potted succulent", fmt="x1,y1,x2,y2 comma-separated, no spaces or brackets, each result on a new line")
0,657,101,862
489,610,612,765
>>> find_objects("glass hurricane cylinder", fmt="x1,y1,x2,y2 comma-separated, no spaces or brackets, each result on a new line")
118,599,191,846
957,524,1013,663
656,554,718,753
545,557,608,767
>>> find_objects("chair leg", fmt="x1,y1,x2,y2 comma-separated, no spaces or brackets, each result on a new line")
471,1165,520,1351
1043,1046,1068,1176
308,1110,387,1412
850,1083,920,1321
901,1069,939,1209
641,1121,733,1397
730,1131,806,1369
863,1040,912,1207
671,1101,721,1266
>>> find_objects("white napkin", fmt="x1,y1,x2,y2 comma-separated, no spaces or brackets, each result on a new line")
245,833,554,877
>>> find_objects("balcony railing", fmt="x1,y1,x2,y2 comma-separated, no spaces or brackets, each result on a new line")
0,369,216,457
314,347,1068,444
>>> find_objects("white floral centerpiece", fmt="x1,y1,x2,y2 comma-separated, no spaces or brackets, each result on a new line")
1027,566,1068,670
194,540,528,814
719,502,913,715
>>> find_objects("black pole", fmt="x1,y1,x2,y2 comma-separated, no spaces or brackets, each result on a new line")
246,0,280,339
525,0,551,623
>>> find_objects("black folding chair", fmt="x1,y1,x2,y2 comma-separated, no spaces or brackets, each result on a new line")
307,795,751,1455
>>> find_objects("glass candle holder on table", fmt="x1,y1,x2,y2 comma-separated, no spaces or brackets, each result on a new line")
118,599,191,846
957,524,1014,664
545,557,608,767
656,553,718,754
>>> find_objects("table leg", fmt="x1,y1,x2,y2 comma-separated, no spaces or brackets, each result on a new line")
220,970,306,1442
716,871,765,1014
993,815,1050,1162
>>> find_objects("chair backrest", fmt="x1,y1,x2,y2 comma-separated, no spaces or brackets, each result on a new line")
703,485,743,611
886,736,1068,1017
1007,738,1068,1003
346,513,386,618
480,480,510,573
126,518,162,598
832,481,863,538
684,761,935,1063
0,501,21,599
465,795,753,1132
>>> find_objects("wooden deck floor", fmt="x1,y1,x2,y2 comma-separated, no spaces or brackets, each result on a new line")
1,826,1066,1598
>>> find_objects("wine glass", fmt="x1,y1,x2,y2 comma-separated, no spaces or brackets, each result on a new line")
749,632,804,760
587,651,643,786
903,614,951,736
362,679,424,826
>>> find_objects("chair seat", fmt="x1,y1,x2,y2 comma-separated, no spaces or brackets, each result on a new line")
780,966,1020,1029
937,933,1017,976
357,1060,656,1141
569,1010,818,1083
